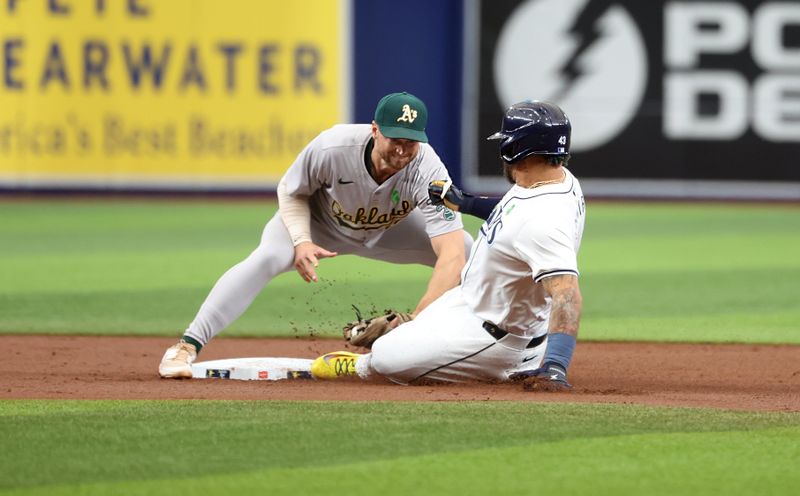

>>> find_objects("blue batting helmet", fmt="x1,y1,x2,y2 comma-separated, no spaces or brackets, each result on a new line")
487,101,571,164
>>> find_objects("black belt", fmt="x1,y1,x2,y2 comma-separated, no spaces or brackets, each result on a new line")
482,322,546,349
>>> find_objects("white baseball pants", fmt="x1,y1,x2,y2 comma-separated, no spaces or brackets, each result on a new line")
360,287,547,384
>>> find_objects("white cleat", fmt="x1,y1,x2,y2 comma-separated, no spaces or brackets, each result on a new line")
158,341,197,379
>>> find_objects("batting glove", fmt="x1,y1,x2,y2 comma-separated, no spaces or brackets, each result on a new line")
509,362,572,392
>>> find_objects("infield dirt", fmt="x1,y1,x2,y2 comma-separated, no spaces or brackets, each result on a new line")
1,336,798,412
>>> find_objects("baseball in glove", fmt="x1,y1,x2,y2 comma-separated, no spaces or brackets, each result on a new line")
343,305,414,349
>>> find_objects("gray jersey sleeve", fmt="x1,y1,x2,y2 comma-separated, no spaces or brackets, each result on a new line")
281,134,334,197
411,146,464,238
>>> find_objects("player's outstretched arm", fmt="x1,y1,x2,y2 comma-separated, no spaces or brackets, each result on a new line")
428,180,500,220
413,230,466,314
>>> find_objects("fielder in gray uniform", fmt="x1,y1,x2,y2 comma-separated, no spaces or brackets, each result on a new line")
159,92,472,378
311,101,585,391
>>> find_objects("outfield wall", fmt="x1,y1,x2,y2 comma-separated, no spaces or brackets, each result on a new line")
1,0,798,199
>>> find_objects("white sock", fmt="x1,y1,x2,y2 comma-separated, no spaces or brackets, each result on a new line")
355,353,373,379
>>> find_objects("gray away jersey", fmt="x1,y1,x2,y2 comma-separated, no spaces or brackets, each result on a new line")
282,124,463,247
460,169,585,337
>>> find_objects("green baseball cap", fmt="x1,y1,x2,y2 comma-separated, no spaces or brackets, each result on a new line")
373,92,429,143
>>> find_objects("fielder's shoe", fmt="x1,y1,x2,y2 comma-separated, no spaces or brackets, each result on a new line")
311,351,361,379
158,341,197,379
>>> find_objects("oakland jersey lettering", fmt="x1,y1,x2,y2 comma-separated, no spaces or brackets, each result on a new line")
331,200,413,231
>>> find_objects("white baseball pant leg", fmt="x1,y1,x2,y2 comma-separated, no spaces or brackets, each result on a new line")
184,213,297,346
364,287,546,384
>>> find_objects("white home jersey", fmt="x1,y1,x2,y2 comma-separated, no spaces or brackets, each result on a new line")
460,169,585,337
282,124,463,247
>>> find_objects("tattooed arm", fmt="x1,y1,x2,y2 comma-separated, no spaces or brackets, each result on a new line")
509,274,583,390
541,274,582,338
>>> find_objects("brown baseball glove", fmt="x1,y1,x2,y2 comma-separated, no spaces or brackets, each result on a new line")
343,305,415,349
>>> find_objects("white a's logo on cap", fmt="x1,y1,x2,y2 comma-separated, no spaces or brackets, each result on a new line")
396,104,418,123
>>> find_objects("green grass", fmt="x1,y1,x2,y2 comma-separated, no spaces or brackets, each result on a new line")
1,400,798,495
2,201,799,495
1,200,799,342
580,203,800,342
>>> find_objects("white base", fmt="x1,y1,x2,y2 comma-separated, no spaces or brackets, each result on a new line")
191,357,314,381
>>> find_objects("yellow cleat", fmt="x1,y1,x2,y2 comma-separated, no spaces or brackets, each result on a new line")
311,351,362,379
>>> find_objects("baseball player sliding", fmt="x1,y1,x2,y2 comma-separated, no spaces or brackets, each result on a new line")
314,101,585,391
159,92,472,378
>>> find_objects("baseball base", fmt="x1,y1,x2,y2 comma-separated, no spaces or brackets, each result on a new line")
191,357,314,381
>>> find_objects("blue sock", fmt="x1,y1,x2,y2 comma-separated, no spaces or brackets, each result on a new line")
542,333,576,370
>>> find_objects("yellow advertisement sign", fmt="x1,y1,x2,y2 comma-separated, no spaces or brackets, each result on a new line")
0,0,348,189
